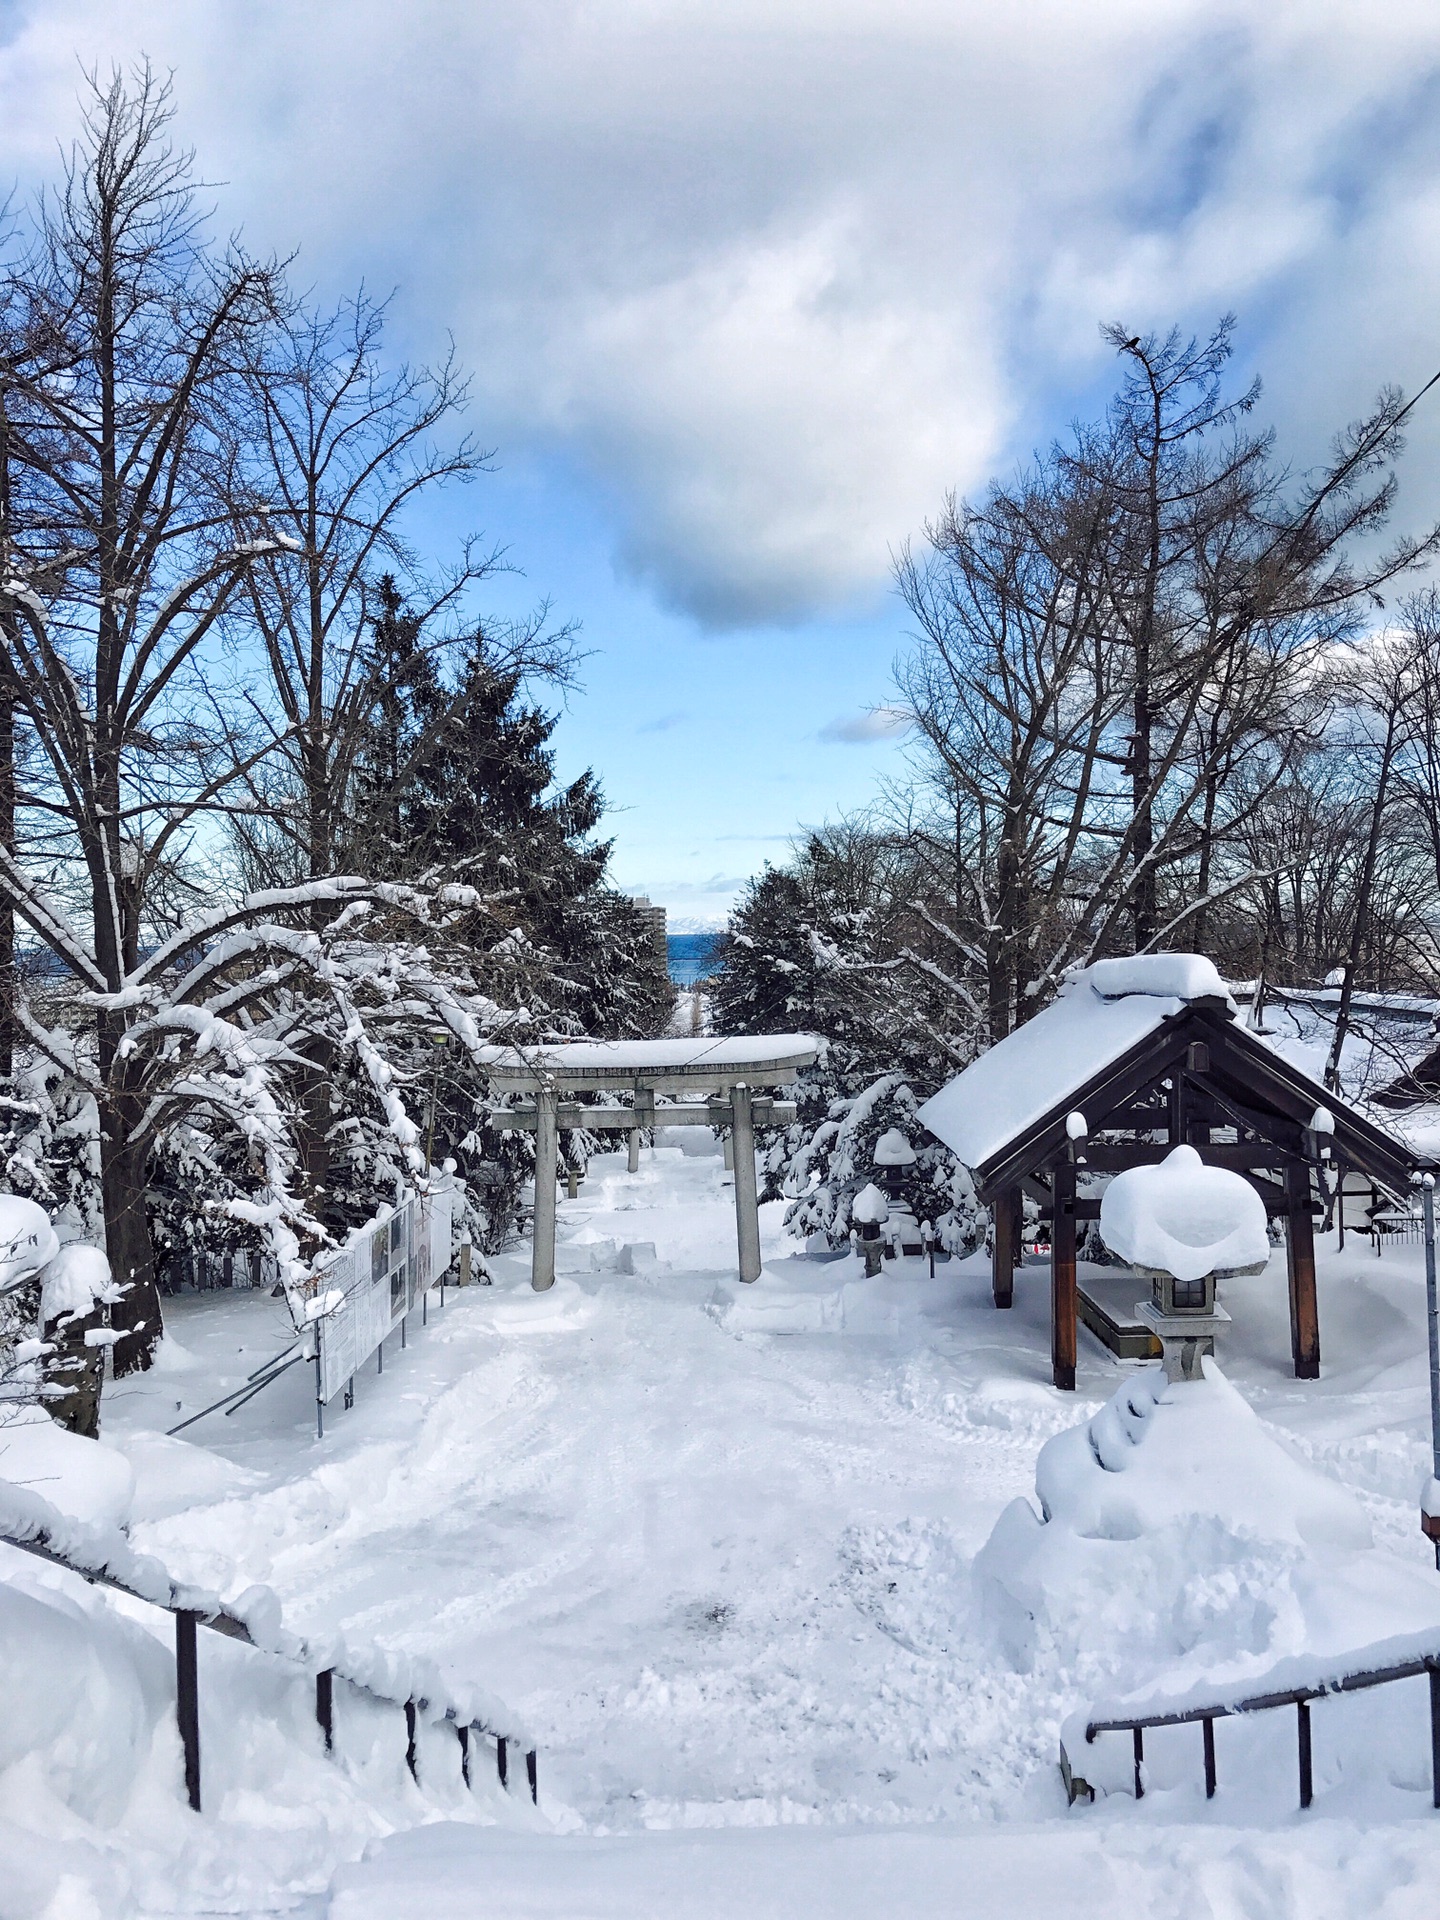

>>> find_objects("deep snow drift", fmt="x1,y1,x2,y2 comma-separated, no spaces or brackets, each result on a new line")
4,1131,1440,1915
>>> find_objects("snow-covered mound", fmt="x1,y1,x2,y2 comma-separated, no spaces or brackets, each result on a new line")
0,1194,58,1291
1098,1144,1270,1281
975,1363,1440,1696
709,1260,909,1336
0,1407,135,1526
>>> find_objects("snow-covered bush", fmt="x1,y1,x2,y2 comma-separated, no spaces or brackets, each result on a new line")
774,1070,983,1254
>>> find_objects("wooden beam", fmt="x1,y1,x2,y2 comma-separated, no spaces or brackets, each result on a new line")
992,1185,1017,1308
1052,1160,1077,1392
1285,1161,1320,1379
1083,1142,1306,1174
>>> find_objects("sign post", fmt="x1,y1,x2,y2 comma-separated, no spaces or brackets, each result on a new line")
1421,1173,1440,1570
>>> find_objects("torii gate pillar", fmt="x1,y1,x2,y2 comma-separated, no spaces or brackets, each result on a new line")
730,1083,762,1283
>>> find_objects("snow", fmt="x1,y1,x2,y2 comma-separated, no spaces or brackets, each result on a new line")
1098,1144,1271,1281
850,1180,889,1225
917,980,1181,1173
872,1128,916,1166
39,1241,111,1324
0,1408,134,1526
1079,953,1234,1006
982,1359,1440,1803
6,1134,1440,1912
0,1195,59,1293
475,1033,820,1086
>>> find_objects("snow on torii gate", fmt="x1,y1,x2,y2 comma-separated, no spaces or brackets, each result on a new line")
477,1035,820,1291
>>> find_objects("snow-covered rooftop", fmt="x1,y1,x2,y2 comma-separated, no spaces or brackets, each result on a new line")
476,1033,820,1092
917,955,1233,1175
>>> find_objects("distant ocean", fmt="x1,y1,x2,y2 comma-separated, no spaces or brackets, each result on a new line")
667,932,724,985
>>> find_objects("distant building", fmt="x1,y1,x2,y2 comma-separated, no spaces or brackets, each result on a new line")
630,895,668,969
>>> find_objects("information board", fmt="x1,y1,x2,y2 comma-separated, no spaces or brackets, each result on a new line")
313,1180,455,1405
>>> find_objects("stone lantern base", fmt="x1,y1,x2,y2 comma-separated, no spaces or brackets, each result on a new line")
1136,1299,1231,1384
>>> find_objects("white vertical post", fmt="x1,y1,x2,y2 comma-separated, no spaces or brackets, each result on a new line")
532,1084,558,1292
627,1128,641,1173
730,1082,761,1283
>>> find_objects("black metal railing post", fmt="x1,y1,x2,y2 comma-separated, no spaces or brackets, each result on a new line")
1430,1666,1440,1810
527,1748,538,1804
1132,1726,1144,1800
497,1735,508,1790
1297,1700,1313,1809
458,1722,470,1788
176,1611,201,1812
1202,1716,1216,1799
405,1700,418,1781
316,1668,334,1752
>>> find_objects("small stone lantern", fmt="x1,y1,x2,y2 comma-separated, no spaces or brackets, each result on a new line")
873,1128,922,1258
852,1181,890,1278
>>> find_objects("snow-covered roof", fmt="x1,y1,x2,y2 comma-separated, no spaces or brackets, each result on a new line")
476,1033,821,1093
917,956,1232,1174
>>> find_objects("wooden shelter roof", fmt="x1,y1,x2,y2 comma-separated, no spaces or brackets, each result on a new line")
919,961,1416,1198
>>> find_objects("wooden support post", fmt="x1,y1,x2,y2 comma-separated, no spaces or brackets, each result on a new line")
992,1185,1017,1309
1202,1716,1216,1800
730,1083,762,1284
526,1748,538,1804
1297,1698,1313,1808
1430,1666,1440,1810
458,1240,472,1287
1051,1161,1077,1392
176,1611,201,1812
627,1127,641,1173
1285,1162,1320,1379
532,1085,558,1292
316,1668,334,1753
723,1131,734,1172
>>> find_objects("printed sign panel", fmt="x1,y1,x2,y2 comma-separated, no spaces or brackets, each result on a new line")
314,1181,455,1405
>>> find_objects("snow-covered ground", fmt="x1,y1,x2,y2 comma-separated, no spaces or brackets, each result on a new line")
8,1130,1440,1915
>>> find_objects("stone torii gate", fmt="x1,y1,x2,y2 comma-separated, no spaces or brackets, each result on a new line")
476,1035,820,1291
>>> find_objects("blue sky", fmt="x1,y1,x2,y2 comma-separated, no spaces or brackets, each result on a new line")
4,1,1440,924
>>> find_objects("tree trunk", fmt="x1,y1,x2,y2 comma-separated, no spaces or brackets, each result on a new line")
99,1107,161,1376
1324,701,1401,1092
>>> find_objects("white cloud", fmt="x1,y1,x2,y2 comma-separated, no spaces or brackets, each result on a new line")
818,706,913,744
5,1,1440,624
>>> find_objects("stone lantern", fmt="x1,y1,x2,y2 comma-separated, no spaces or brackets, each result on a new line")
1137,1270,1230,1382
852,1181,890,1278
1099,1144,1268,1384
872,1128,922,1258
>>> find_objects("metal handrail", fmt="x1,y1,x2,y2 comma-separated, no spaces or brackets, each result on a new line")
0,1520,537,1815
1067,1650,1440,1810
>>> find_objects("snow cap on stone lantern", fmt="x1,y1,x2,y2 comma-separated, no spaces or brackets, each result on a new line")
851,1181,890,1229
0,1196,59,1296
873,1127,917,1201
873,1128,917,1168
1100,1145,1267,1382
